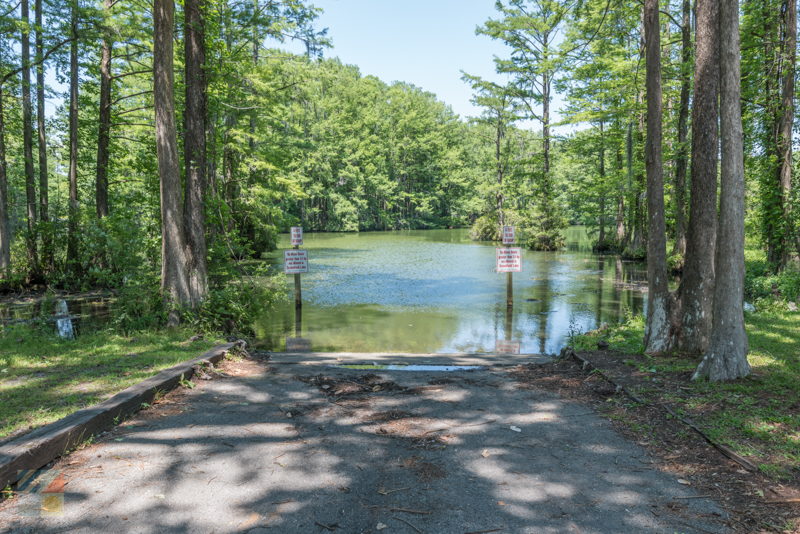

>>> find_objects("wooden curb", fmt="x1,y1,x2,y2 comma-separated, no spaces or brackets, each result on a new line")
0,341,244,490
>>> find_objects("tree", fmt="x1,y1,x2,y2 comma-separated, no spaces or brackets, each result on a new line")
96,0,112,219
21,0,39,277
670,0,691,256
675,0,719,355
0,87,8,274
773,0,796,268
184,0,208,303
693,0,750,381
35,0,51,270
462,75,520,235
66,0,80,274
478,0,572,250
154,0,191,324
643,0,672,354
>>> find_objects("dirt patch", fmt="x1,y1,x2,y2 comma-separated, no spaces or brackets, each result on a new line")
428,378,455,385
296,373,406,398
509,355,800,533
399,456,447,482
366,410,415,423
214,357,266,378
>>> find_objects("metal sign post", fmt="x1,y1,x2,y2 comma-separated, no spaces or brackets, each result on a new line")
498,226,519,309
496,226,522,354
284,227,307,337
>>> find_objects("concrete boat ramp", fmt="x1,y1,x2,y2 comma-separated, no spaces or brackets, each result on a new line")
0,351,727,533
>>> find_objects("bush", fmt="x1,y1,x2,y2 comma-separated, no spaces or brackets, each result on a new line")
593,238,623,254
111,272,167,333
184,269,287,336
469,210,524,241
745,264,800,302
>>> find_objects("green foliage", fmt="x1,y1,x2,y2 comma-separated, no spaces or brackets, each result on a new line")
184,271,287,336
111,273,166,333
470,210,524,241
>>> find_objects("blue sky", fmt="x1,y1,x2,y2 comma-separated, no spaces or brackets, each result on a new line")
284,0,513,119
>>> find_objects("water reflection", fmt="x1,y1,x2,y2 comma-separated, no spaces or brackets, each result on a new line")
0,294,111,335
257,228,646,354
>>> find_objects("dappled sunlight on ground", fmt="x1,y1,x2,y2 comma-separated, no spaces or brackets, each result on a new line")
0,357,728,533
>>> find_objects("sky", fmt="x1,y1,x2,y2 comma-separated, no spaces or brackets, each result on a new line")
283,0,521,120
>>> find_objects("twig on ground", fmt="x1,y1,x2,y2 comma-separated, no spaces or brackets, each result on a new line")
392,516,423,533
388,507,432,515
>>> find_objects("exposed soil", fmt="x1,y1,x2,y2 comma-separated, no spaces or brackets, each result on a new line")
508,353,800,533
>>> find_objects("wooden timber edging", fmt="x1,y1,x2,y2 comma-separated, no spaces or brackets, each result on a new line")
560,347,759,473
0,341,244,490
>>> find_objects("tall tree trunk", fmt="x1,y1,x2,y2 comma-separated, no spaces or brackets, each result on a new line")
542,70,550,178
95,0,112,219
676,0,719,355
496,110,505,226
0,89,9,274
761,1,787,269
643,0,673,354
155,0,191,324
615,144,625,244
21,0,39,278
66,0,80,275
671,0,691,257
775,0,796,268
694,0,749,381
184,0,208,305
598,121,606,245
35,0,51,271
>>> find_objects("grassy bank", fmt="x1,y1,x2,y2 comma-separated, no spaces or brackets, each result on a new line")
0,327,224,441
572,308,800,481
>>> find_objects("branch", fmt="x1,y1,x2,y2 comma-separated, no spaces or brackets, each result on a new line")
116,105,152,115
1,1,20,18
110,89,152,106
110,68,152,80
0,36,75,87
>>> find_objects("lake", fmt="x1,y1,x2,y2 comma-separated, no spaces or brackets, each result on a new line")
256,227,646,354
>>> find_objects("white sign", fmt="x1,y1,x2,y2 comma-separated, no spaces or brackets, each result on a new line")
290,226,303,246
502,225,516,245
495,340,521,354
284,249,309,274
496,247,522,273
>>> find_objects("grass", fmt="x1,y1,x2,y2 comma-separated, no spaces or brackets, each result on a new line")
573,307,800,481
0,325,224,440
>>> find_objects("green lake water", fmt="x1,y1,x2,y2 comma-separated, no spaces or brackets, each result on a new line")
256,227,646,355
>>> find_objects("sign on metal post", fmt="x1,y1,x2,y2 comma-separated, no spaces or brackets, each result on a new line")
495,339,521,354
290,226,303,246
284,249,309,274
496,247,522,273
502,225,516,245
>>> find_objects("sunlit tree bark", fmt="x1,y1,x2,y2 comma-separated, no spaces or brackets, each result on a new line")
694,0,750,381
